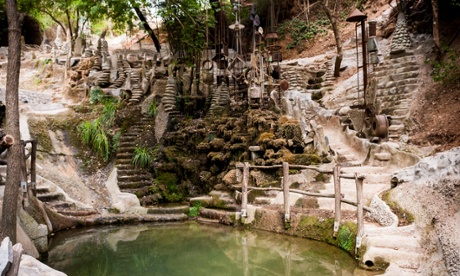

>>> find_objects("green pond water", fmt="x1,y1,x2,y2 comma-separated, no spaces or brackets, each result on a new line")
44,222,358,276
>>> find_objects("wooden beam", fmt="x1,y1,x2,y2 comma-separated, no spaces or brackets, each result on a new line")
355,172,364,255
241,162,249,218
235,163,333,174
283,162,290,227
333,165,341,237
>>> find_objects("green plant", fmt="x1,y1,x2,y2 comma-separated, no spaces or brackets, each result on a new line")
430,46,460,85
111,131,121,153
89,87,105,104
101,100,118,127
132,146,157,168
89,86,118,105
382,190,414,225
278,18,329,49
337,225,355,251
77,119,111,161
148,100,158,118
188,201,201,217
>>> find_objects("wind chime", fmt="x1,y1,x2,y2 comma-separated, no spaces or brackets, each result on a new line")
212,0,229,86
202,7,214,87
228,0,247,100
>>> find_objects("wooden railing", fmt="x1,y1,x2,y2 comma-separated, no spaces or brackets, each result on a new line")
233,161,368,253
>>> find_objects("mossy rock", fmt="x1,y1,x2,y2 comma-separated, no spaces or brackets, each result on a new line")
268,138,287,149
295,197,319,209
229,143,247,151
314,172,331,182
196,142,211,152
207,152,230,164
286,153,321,165
163,146,180,162
257,132,275,143
278,122,302,140
209,138,225,151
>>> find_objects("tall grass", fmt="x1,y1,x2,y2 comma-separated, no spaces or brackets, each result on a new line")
79,88,121,161
148,100,158,118
78,118,112,161
101,101,118,127
132,146,157,168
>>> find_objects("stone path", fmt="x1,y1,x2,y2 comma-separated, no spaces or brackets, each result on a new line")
323,125,422,275
0,87,66,114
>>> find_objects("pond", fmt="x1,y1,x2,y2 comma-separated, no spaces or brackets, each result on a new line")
44,222,359,276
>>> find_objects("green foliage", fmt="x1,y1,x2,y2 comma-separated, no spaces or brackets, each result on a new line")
90,87,118,105
148,100,158,118
355,0,367,11
89,87,105,105
278,18,329,49
111,131,121,154
156,172,183,202
382,190,414,225
101,100,118,128
337,224,356,251
132,146,157,168
156,0,215,66
429,46,460,86
77,119,112,161
188,201,201,217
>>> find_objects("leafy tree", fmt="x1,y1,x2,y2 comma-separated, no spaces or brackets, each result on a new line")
1,0,22,244
156,0,214,66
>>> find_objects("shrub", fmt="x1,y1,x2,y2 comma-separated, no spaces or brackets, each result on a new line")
188,201,201,217
430,46,460,86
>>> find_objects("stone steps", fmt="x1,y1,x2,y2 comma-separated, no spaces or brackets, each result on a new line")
146,205,189,215
118,181,152,190
321,122,422,274
198,207,238,225
37,192,64,202
114,111,155,201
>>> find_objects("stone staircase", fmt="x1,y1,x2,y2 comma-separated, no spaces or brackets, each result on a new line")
322,126,423,274
190,190,240,225
373,52,421,141
115,114,155,196
35,182,97,217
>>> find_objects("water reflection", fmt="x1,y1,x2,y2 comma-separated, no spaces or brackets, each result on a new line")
45,222,357,276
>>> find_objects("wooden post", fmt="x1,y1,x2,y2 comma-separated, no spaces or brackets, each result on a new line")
30,140,37,196
282,162,290,228
333,165,341,237
20,141,28,208
355,173,365,255
241,162,249,218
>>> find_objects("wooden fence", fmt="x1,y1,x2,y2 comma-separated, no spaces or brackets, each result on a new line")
234,161,367,253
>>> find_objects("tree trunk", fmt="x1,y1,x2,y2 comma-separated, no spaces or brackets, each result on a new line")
132,6,161,53
431,0,440,59
322,2,343,77
1,0,23,244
